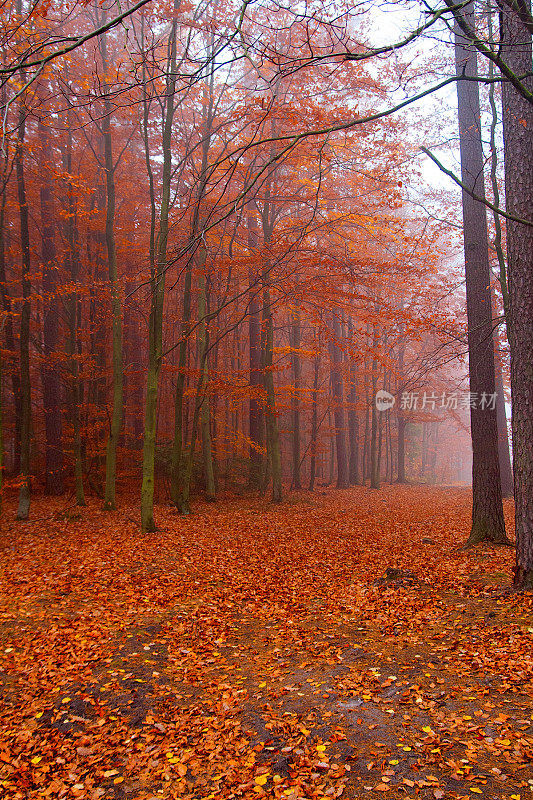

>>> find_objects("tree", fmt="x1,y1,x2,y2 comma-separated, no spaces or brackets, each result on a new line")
453,2,508,545
499,5,533,586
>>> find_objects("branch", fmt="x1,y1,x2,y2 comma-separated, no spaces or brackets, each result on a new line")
420,146,533,227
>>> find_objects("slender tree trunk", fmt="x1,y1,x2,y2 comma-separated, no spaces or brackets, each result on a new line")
454,4,508,545
259,187,282,502
370,324,380,490
38,119,64,495
308,352,320,491
15,99,31,520
494,345,514,497
99,27,124,511
0,322,3,515
499,5,533,584
347,321,360,485
247,207,264,489
140,2,179,531
290,308,302,489
62,104,85,506
0,142,21,475
199,274,216,501
262,287,282,502
170,261,192,506
329,316,348,488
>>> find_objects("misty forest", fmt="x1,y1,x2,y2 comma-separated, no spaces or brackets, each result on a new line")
0,0,532,798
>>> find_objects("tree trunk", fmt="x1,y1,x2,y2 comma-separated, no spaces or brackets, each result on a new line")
499,5,533,584
99,28,124,511
369,324,380,490
15,100,31,520
199,274,216,502
247,207,264,489
290,308,302,489
38,118,64,495
494,344,514,497
454,4,508,545
62,103,86,506
308,353,320,491
0,149,21,475
328,316,349,488
347,319,360,485
262,288,282,502
140,3,178,531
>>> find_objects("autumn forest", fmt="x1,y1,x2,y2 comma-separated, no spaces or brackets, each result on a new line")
0,0,532,798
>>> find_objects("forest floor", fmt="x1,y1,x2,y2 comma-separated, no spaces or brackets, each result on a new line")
0,486,532,800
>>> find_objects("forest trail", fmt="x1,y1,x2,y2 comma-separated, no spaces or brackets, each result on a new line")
0,487,531,799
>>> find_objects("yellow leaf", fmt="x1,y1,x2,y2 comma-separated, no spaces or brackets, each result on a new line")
389,760,399,765
61,697,71,704
510,795,520,799
34,712,43,719
259,682,267,688
402,746,412,751
499,739,511,746
113,777,124,785
31,756,42,765
469,789,482,794
316,744,326,752
255,774,269,786
422,726,432,733
463,715,472,720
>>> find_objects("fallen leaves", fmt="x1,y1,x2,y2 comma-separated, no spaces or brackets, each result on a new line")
0,487,530,800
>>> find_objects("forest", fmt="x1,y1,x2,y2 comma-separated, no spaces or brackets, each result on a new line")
0,0,532,798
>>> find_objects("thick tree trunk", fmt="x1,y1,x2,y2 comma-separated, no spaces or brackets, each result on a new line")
39,119,64,495
454,5,508,545
499,6,533,585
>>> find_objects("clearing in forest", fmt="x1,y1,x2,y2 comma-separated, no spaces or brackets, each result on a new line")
0,486,532,800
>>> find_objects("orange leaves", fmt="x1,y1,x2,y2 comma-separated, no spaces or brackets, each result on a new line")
0,486,531,800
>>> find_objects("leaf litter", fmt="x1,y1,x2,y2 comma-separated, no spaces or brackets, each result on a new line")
0,485,531,799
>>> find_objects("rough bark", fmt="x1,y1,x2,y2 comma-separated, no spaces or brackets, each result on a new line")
499,5,533,585
454,4,508,545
